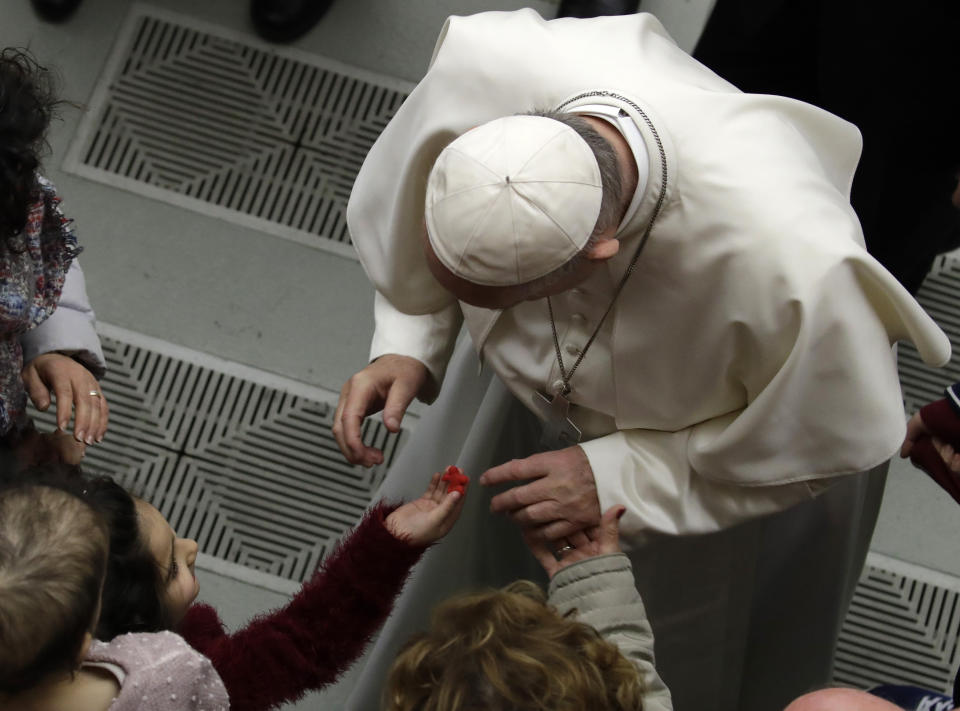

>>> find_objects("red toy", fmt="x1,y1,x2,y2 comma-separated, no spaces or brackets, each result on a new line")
442,465,469,495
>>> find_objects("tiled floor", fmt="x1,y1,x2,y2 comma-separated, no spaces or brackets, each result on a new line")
5,0,960,707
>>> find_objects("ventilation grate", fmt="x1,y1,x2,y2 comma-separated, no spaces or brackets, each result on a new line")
833,555,960,694
65,7,411,257
28,327,406,583
898,254,960,413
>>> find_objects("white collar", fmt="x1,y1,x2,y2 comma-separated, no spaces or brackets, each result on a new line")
568,103,649,233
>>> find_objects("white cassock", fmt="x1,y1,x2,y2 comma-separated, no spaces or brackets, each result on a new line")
333,10,951,711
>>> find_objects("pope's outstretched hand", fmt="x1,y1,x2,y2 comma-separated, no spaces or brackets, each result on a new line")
480,445,602,542
333,354,428,466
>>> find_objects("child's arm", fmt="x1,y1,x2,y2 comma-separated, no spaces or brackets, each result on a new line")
527,506,674,711
548,553,673,711
179,472,465,711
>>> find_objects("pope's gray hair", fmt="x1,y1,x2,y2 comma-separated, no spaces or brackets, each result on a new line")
512,110,624,298
525,109,624,237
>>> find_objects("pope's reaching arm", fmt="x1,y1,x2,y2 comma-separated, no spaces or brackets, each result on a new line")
332,292,462,466
482,255,950,539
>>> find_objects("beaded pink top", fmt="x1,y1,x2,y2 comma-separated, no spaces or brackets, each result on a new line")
84,631,229,710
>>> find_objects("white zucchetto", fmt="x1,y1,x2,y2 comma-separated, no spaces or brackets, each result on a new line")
424,115,602,287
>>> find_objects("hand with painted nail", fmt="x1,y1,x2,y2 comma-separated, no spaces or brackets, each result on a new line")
386,470,468,546
21,352,109,445
523,505,626,579
333,354,429,467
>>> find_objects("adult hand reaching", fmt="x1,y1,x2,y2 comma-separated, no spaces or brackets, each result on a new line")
333,355,429,467
900,396,960,504
385,470,468,546
524,504,626,579
480,445,602,542
21,352,109,445
900,411,930,458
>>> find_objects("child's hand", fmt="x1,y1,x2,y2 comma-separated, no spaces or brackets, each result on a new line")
385,471,468,546
523,505,625,579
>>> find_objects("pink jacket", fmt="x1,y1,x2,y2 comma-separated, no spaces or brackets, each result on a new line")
84,630,229,710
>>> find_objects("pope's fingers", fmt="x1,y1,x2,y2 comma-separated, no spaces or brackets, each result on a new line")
534,519,581,543
509,500,563,527
488,479,551,514
479,455,547,487
334,384,384,466
382,377,418,433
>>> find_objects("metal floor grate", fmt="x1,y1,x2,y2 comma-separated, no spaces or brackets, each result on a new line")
29,326,405,583
834,554,960,694
898,253,960,413
64,5,412,258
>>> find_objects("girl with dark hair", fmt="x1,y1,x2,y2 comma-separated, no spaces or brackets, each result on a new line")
0,47,109,452
83,469,466,711
0,470,227,711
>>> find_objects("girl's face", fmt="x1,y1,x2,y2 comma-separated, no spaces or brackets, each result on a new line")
135,499,200,625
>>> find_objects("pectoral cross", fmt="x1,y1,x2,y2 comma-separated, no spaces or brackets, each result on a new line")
532,389,582,451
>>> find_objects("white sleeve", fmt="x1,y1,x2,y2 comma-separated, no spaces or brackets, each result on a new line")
20,259,106,377
580,256,937,537
580,429,830,537
370,291,462,402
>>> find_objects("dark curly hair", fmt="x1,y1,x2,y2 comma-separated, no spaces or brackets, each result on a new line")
82,475,176,640
0,48,60,249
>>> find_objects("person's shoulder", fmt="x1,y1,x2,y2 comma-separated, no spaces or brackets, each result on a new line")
98,630,210,669
107,631,229,705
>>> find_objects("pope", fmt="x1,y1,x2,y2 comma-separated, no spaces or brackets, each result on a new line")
329,10,950,711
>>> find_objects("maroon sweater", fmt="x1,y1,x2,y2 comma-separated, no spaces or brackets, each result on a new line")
178,503,425,711
911,393,960,505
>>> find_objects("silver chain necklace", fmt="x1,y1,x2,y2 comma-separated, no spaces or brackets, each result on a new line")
533,92,669,450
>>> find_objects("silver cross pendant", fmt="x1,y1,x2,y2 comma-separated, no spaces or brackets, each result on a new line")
532,389,582,451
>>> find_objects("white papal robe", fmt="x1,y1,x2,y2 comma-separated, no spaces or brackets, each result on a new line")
332,10,951,711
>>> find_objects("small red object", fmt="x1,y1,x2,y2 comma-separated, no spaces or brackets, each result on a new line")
441,465,468,495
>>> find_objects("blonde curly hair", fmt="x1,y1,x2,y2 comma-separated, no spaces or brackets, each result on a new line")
384,579,645,711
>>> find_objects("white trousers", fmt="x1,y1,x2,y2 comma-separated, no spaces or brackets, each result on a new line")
330,337,886,711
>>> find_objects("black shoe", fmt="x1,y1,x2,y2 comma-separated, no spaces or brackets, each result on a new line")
556,0,640,18
30,0,83,22
250,0,336,43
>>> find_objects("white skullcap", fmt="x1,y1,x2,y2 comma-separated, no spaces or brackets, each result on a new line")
424,115,603,287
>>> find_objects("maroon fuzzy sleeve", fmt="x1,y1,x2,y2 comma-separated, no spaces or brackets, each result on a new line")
179,603,228,650
920,398,960,444
177,502,426,711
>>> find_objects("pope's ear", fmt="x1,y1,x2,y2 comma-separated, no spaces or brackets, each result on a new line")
585,238,620,261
